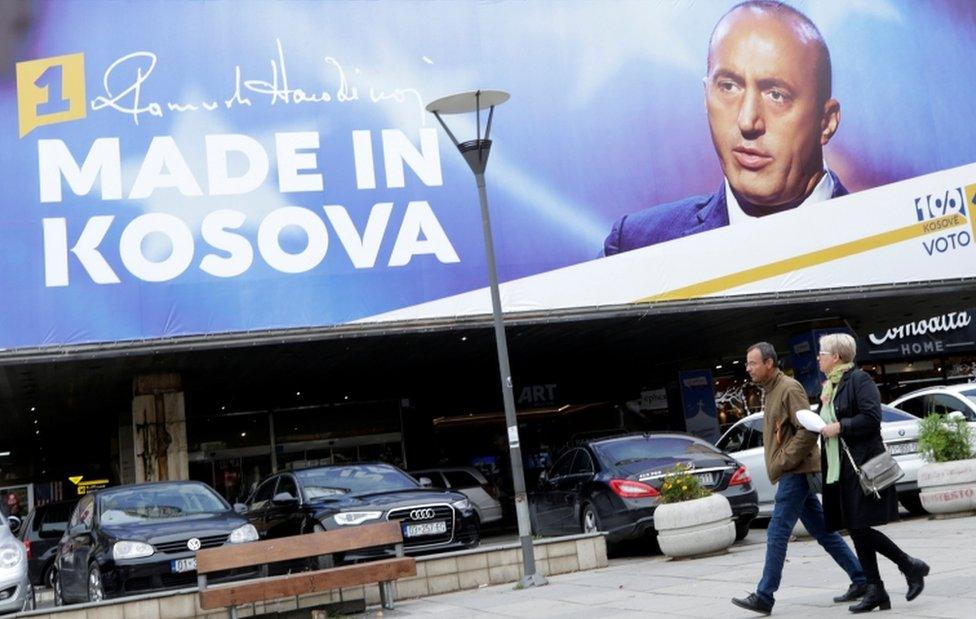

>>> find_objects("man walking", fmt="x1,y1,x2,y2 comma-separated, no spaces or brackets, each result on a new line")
731,342,866,615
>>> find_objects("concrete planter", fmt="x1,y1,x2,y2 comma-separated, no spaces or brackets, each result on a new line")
654,493,735,558
919,459,976,515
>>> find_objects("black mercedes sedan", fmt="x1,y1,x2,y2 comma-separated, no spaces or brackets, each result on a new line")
54,481,260,605
244,463,479,563
529,432,759,545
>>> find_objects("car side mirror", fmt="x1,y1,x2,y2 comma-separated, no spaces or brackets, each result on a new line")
418,476,433,488
233,503,247,514
271,492,299,506
7,516,21,536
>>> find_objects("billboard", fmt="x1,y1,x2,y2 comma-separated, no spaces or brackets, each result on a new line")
2,1,976,351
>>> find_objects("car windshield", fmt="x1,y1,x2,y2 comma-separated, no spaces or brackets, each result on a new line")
961,388,976,408
593,436,719,466
99,484,228,524
296,465,418,499
881,406,916,422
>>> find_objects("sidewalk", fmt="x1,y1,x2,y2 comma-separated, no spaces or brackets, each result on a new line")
363,514,975,617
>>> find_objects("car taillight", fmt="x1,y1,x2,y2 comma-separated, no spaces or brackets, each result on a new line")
730,466,751,486
609,479,659,498
23,539,31,560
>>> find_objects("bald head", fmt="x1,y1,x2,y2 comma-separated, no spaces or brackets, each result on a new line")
703,0,841,209
708,1,831,104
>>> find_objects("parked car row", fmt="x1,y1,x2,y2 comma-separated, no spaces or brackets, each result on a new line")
27,460,480,607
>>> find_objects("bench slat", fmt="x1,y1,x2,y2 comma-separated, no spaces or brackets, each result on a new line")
197,521,403,574
198,557,417,609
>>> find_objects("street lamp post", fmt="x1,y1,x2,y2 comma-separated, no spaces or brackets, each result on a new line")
426,90,547,588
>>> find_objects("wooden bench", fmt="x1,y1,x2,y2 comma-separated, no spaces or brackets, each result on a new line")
197,521,417,617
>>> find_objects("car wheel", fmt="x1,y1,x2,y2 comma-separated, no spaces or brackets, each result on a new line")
21,583,35,611
53,570,65,606
899,492,927,516
43,561,58,590
580,503,601,534
87,563,105,603
735,518,751,541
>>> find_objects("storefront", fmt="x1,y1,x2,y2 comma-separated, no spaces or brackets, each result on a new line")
858,309,976,401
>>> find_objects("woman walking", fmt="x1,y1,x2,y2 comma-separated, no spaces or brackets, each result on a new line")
817,333,929,612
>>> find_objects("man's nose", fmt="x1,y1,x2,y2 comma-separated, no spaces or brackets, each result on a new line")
737,89,765,139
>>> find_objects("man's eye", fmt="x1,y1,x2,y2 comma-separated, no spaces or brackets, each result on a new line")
768,90,788,102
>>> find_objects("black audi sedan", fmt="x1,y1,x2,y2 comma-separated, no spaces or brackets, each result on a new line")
54,481,260,605
529,432,758,545
244,463,479,563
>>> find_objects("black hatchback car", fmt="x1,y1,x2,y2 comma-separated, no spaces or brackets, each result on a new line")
244,463,479,562
529,432,759,545
54,481,260,605
17,499,77,588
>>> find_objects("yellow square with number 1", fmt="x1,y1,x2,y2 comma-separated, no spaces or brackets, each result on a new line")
16,52,87,138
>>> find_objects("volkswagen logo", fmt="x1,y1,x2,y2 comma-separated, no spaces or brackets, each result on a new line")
409,508,436,520
187,538,201,551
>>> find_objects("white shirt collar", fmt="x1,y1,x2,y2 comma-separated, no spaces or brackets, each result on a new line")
725,165,835,226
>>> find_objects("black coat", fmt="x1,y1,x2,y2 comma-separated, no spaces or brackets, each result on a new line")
822,368,900,532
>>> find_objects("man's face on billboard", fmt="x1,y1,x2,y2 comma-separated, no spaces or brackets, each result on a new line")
705,9,839,208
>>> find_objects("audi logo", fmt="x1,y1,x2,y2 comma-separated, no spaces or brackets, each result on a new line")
409,508,436,520
187,538,201,551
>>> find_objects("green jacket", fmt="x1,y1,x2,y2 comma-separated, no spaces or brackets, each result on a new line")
761,370,820,484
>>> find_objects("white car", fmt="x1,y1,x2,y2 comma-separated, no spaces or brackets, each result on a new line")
410,467,503,524
0,510,34,615
716,405,926,517
889,383,976,422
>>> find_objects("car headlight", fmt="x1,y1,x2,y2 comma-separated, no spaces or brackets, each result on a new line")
112,540,154,560
451,498,472,510
333,511,382,526
229,523,259,544
0,542,24,569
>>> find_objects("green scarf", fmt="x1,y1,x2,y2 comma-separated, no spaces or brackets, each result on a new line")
820,362,854,483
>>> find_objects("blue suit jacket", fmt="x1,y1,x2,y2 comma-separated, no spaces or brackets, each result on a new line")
603,171,848,256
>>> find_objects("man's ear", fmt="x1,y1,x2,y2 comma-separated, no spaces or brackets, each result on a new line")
820,98,841,146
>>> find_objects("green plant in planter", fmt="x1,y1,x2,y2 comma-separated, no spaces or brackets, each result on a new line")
659,463,712,504
917,413,974,463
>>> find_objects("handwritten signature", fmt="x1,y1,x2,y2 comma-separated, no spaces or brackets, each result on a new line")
90,39,426,125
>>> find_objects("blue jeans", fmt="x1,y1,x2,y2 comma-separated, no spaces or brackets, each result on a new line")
756,473,866,606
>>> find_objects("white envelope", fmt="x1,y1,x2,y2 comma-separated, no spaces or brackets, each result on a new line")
796,409,826,433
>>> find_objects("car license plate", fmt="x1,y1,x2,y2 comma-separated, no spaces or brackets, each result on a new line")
696,472,717,487
889,441,917,456
171,558,197,573
404,521,447,537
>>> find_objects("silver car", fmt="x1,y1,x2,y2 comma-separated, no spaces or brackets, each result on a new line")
716,405,925,517
410,467,503,524
0,510,34,615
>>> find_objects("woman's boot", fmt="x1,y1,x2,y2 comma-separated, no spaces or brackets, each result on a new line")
903,557,929,602
849,583,891,613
